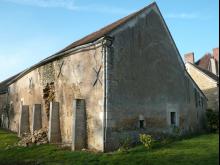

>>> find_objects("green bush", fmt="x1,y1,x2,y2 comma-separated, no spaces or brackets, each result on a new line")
118,135,132,152
206,109,219,132
139,134,153,150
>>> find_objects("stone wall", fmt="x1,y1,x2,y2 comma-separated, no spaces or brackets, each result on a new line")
0,93,7,126
0,93,7,116
7,44,105,151
104,7,206,151
54,46,104,150
8,69,43,132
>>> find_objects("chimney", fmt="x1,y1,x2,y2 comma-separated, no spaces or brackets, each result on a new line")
213,48,219,62
184,52,195,63
210,57,217,75
212,48,219,76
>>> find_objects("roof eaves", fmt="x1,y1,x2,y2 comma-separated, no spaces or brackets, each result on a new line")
56,2,157,55
189,63,219,82
154,4,186,70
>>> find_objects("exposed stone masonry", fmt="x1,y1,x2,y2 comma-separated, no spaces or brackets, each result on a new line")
39,63,56,86
43,82,55,119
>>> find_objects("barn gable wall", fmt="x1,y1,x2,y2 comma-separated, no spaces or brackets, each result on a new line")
105,7,206,151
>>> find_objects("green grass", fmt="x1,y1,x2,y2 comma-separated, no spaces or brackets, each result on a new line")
0,129,219,165
0,129,19,148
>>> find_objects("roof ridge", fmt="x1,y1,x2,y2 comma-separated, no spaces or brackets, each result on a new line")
195,53,211,64
56,2,157,54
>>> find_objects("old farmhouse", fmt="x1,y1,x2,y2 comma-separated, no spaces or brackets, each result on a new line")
184,49,219,112
0,2,207,152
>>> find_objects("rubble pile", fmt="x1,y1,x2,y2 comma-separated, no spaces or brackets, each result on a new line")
18,128,48,147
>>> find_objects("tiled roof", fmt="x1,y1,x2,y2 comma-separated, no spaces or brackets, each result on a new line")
0,73,20,94
193,64,219,82
57,2,156,54
195,54,211,70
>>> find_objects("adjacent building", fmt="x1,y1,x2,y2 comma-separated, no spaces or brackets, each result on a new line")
185,48,219,76
184,49,219,111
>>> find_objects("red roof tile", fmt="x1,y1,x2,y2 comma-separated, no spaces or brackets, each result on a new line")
195,53,211,70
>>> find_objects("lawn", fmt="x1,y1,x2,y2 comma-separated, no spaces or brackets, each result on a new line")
0,129,219,165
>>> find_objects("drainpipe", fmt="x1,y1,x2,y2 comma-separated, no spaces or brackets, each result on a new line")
6,87,10,129
102,36,114,152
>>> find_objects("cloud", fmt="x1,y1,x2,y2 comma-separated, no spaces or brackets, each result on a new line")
165,13,199,19
2,0,132,14
73,5,133,15
2,0,76,9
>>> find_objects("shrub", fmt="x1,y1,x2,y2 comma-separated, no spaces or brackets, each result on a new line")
118,135,132,152
206,109,219,132
139,134,153,150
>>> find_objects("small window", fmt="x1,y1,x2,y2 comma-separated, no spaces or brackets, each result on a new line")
139,120,144,129
139,115,144,129
170,112,176,125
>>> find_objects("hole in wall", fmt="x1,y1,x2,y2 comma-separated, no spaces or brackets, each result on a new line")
43,82,55,120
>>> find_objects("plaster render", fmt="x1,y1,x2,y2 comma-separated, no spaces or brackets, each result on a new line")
7,44,105,151
104,9,206,151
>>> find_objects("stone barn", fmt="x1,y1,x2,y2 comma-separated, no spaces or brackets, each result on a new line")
0,2,207,152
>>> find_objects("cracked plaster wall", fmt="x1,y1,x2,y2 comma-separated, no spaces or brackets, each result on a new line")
7,45,105,151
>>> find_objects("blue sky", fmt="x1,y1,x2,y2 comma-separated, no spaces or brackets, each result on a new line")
0,0,219,81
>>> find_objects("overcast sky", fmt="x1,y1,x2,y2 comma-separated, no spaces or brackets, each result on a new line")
0,0,219,81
